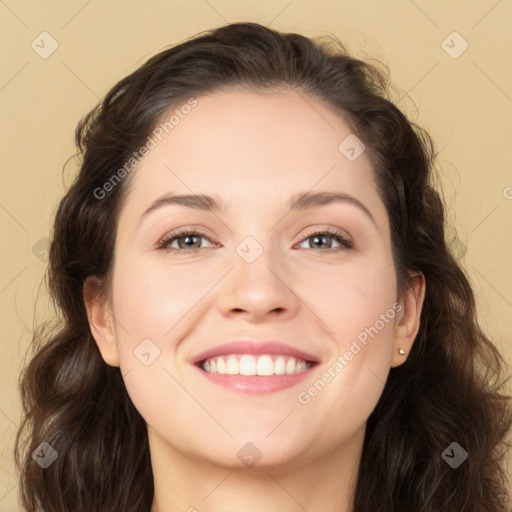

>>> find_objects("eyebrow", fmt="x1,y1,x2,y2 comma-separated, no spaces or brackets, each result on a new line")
138,191,377,228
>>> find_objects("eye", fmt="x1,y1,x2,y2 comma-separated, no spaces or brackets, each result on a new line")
157,230,216,253
156,227,353,254
296,228,353,251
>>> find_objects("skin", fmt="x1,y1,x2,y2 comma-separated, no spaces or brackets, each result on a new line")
84,87,425,512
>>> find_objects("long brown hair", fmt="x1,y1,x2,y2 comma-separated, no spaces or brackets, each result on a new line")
15,22,511,511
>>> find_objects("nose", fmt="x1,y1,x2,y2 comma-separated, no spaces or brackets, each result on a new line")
216,244,300,322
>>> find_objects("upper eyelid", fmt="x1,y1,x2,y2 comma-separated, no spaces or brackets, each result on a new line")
161,227,350,240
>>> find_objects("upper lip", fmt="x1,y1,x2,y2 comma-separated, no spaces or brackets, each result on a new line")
191,340,320,365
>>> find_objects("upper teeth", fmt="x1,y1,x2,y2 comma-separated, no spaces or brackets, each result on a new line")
201,354,312,375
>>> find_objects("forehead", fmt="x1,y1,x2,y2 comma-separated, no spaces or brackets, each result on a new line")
119,88,388,233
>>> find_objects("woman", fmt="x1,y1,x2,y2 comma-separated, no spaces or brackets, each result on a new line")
15,22,511,512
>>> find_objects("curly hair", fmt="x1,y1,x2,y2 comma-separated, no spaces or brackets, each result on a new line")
15,21,512,512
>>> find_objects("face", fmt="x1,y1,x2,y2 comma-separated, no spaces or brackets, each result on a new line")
88,87,420,471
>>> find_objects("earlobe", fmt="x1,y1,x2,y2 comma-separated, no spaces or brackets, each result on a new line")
391,272,426,368
83,276,120,367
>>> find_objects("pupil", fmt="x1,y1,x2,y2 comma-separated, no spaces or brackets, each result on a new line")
184,235,197,247
313,235,329,248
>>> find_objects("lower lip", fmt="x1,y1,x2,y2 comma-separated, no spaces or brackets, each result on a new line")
194,364,318,394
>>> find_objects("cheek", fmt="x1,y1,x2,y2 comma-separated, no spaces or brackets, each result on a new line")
311,250,398,344
297,280,398,444
111,257,206,341
109,257,194,429
109,255,218,401
308,248,398,403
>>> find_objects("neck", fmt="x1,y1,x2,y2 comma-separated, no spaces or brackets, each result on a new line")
149,426,364,512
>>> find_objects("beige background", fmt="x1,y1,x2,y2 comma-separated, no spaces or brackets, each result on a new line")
1,1,511,510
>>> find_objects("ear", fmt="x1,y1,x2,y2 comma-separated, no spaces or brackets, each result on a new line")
391,272,426,368
83,276,119,367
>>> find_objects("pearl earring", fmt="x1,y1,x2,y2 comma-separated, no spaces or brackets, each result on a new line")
398,348,406,355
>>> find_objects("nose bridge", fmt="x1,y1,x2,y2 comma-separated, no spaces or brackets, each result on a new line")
232,233,282,290
228,209,279,270
216,229,298,318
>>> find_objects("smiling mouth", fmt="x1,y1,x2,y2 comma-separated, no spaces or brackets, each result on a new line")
197,354,317,376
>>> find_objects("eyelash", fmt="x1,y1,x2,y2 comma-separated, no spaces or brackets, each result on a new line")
156,227,353,254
